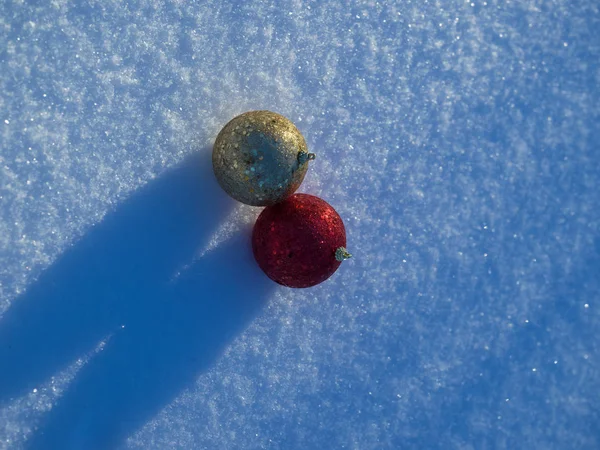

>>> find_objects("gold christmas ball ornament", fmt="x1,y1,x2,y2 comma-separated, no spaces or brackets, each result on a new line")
212,110,315,206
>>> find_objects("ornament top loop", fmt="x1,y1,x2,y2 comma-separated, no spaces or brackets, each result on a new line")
298,151,316,165
335,247,352,262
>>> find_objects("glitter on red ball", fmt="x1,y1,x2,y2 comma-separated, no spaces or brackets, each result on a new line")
252,193,350,288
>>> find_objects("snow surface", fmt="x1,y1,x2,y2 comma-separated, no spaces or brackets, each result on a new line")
1,0,599,448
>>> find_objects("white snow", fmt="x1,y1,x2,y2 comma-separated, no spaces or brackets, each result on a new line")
1,0,598,448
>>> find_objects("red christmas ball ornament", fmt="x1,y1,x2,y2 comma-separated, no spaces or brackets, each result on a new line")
252,193,351,288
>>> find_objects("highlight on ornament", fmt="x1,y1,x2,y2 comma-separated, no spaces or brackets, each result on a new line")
252,193,351,288
212,110,315,206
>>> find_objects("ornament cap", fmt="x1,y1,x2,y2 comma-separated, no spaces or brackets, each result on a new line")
298,151,316,165
335,247,352,262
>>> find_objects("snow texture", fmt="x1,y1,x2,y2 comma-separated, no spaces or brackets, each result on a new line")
1,0,599,448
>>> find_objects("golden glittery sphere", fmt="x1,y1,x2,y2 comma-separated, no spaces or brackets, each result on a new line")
212,110,315,206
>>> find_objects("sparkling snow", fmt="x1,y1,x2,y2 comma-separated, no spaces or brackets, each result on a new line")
1,0,598,449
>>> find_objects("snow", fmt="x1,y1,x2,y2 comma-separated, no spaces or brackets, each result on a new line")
1,0,599,448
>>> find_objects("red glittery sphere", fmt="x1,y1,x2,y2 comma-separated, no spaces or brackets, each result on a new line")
252,193,348,288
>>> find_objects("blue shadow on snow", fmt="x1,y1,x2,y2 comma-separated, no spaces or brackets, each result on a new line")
0,149,273,449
